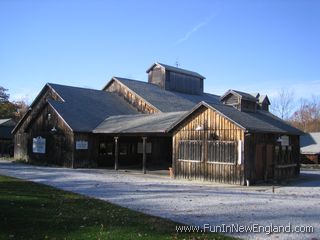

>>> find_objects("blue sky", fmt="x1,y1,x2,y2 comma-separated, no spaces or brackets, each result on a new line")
0,0,319,104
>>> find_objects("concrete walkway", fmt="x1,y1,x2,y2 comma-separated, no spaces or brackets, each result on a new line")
0,160,319,240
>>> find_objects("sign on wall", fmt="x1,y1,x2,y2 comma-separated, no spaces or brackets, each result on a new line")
280,136,289,146
32,137,46,154
237,140,244,165
76,140,88,150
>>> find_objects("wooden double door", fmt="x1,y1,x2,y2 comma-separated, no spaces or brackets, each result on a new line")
255,144,274,181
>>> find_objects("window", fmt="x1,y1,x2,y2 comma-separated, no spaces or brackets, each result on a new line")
99,143,106,155
106,143,113,155
207,141,237,164
119,144,128,155
275,144,294,164
178,140,202,161
99,142,113,156
137,142,152,154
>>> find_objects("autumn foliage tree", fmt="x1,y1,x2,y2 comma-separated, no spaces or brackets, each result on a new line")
0,86,29,121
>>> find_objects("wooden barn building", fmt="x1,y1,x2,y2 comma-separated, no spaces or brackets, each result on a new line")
13,62,303,184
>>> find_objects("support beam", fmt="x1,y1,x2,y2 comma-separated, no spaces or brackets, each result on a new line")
142,137,147,174
114,137,119,170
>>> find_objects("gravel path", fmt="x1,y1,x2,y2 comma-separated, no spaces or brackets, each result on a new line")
0,160,319,240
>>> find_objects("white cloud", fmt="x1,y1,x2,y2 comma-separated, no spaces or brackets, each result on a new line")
175,15,215,45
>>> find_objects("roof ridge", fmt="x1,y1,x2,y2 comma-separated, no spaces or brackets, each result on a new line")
146,62,205,79
48,83,102,92
115,77,221,98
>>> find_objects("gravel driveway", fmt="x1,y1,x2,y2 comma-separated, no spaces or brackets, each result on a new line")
0,160,319,240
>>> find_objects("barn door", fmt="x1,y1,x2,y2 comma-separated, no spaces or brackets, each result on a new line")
254,144,264,180
265,144,274,179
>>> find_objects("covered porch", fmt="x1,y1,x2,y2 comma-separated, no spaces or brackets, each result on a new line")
95,134,172,173
92,111,186,174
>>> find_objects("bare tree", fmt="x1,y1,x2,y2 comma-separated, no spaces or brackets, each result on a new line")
290,96,320,132
270,88,296,120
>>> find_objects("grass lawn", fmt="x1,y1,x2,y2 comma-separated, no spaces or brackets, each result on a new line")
0,175,233,240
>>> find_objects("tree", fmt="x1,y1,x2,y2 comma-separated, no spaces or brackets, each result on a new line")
12,100,29,121
0,85,29,121
0,86,9,102
0,101,17,119
270,88,295,120
289,96,320,132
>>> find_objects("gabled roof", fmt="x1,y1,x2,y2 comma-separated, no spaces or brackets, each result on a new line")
12,83,65,134
300,132,320,154
146,62,205,79
93,111,186,134
106,77,220,112
258,95,270,105
220,89,258,102
45,83,139,132
250,93,260,99
168,101,303,135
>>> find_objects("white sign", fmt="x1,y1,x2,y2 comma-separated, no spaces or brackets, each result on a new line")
237,140,244,165
280,136,289,146
138,142,152,154
76,140,88,150
33,137,46,154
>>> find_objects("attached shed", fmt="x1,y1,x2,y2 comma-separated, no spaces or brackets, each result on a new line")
0,119,16,157
93,111,185,170
169,102,302,185
300,132,320,164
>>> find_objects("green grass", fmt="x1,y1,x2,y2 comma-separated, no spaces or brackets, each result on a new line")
0,175,233,240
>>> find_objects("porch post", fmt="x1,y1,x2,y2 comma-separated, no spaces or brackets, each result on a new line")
114,136,119,170
142,137,147,174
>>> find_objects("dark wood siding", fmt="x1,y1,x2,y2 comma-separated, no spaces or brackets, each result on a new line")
23,104,74,166
259,103,269,111
173,106,245,185
148,66,204,95
241,99,257,112
0,139,14,157
166,71,203,95
244,133,300,183
14,86,64,161
73,132,97,168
